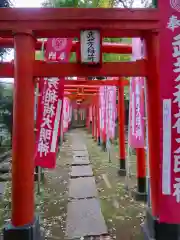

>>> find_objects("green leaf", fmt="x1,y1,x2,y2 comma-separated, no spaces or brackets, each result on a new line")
36,51,44,60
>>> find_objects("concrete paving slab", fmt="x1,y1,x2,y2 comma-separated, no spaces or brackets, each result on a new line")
72,156,90,165
72,145,87,151
0,183,5,199
72,150,89,157
70,165,93,178
66,198,107,239
69,177,97,199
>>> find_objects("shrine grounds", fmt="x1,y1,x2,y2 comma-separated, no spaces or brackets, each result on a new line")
0,128,145,240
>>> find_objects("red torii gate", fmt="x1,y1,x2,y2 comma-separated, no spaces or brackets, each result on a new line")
0,5,176,240
0,38,132,54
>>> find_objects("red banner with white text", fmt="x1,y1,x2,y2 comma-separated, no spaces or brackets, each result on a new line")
159,1,180,223
63,97,71,133
35,38,72,169
129,77,145,149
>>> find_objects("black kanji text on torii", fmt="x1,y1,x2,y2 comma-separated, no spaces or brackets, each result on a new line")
86,31,96,62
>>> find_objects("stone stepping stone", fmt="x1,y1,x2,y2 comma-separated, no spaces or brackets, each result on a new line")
72,147,87,151
72,156,90,165
70,165,93,178
66,199,107,239
73,150,89,157
0,183,5,199
0,173,11,182
71,144,87,151
69,177,98,199
0,162,10,173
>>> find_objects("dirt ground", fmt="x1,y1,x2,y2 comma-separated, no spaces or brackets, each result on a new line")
0,128,146,240
0,135,72,240
40,134,73,240
84,129,145,240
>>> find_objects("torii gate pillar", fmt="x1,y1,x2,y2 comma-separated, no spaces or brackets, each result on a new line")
3,32,41,240
118,83,126,176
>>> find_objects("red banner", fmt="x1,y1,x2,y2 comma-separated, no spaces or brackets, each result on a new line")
106,85,116,139
129,77,145,148
45,38,73,62
159,1,180,223
35,38,72,168
63,97,71,133
99,86,106,139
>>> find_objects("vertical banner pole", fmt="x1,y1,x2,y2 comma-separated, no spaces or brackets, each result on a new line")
144,79,151,207
97,93,101,145
118,81,126,176
125,82,131,190
102,86,107,151
92,104,94,138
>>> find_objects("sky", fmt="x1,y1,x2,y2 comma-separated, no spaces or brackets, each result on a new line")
12,0,43,8
1,0,44,83
1,0,143,83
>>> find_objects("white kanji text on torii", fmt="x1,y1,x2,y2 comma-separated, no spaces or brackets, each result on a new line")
167,15,180,32
171,32,180,203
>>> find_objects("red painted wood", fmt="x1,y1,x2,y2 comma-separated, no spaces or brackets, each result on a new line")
145,33,160,217
136,148,146,178
12,33,35,226
65,89,98,92
0,62,13,78
0,8,159,21
64,80,129,86
33,61,147,77
0,61,146,78
0,38,132,53
0,8,160,38
118,84,126,160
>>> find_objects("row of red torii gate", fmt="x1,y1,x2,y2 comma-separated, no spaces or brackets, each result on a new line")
0,2,180,240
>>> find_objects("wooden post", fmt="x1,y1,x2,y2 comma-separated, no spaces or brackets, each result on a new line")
94,104,97,141
3,31,42,240
102,87,107,151
141,32,162,240
97,95,101,145
145,32,160,218
86,106,89,129
135,148,147,201
118,84,126,176
92,104,95,138
12,32,35,226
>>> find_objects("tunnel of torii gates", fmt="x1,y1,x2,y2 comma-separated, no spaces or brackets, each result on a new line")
0,3,179,240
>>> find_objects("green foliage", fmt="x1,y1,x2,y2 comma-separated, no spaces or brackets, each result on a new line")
0,83,13,146
124,86,129,100
0,0,12,59
42,0,87,7
103,38,131,63
69,52,76,62
103,38,122,43
152,0,157,7
42,0,119,8
0,0,11,7
36,51,44,60
103,53,130,62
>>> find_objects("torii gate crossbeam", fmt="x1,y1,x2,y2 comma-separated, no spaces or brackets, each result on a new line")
0,8,159,38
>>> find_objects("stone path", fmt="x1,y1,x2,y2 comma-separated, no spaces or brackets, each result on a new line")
65,133,108,239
